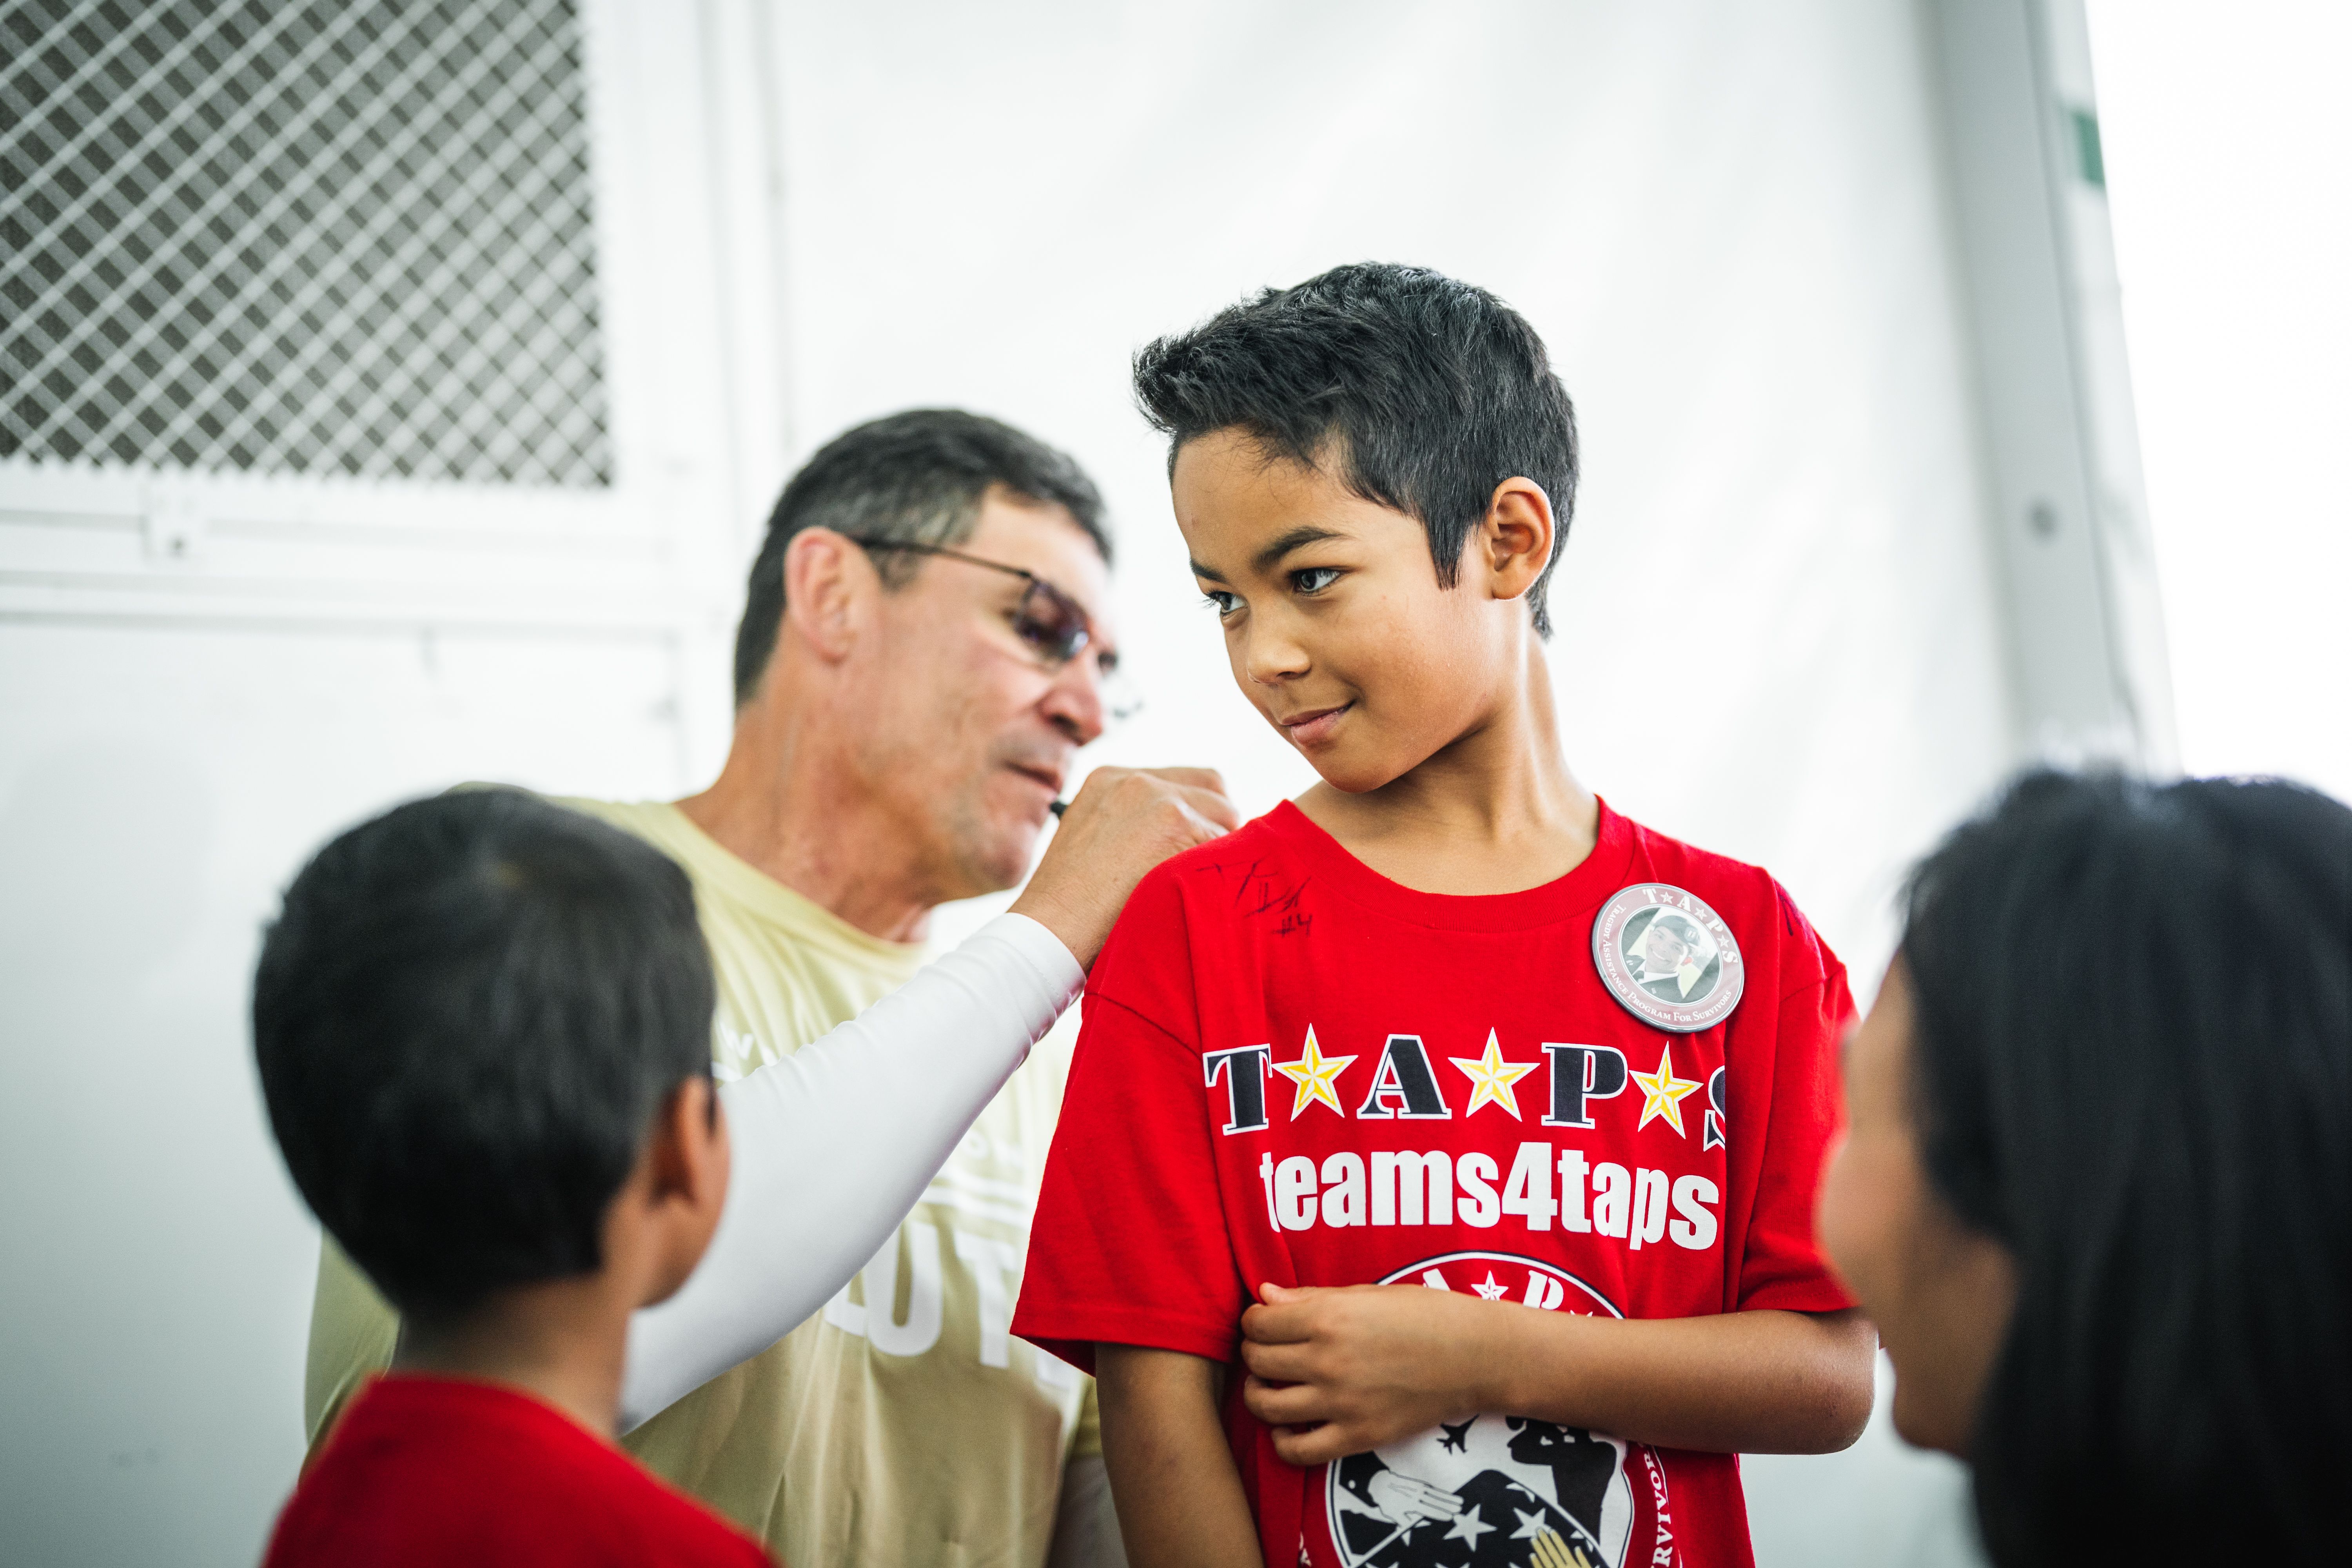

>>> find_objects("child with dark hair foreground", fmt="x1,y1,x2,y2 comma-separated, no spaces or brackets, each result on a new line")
254,790,767,1568
1820,771,2352,1568
1012,264,1875,1568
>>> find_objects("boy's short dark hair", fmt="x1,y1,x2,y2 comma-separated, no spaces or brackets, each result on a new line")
1133,262,1579,637
733,408,1112,706
252,789,716,1322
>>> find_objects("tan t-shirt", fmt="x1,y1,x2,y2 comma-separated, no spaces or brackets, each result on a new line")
302,797,1098,1568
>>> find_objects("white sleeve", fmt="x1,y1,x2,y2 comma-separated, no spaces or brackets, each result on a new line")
617,911,1083,1431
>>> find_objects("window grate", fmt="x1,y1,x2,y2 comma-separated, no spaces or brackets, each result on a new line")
1,0,613,487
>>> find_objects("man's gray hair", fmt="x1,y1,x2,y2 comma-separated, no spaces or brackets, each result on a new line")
731,409,1110,706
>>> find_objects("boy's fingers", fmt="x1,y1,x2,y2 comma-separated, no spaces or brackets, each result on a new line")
1237,1338,1312,1381
1239,1304,1314,1346
1241,1283,1331,1343
1241,1374,1333,1427
1254,1282,1325,1305
1268,1421,1356,1468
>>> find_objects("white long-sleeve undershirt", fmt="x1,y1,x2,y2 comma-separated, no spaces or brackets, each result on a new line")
618,912,1083,1431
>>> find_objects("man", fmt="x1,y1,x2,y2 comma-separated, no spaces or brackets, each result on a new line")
305,408,1227,1566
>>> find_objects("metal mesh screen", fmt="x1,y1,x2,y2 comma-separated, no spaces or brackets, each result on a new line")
1,0,612,487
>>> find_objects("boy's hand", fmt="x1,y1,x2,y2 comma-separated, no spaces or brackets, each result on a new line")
1239,1283,1507,1465
1244,1283,1877,1463
1011,767,1239,968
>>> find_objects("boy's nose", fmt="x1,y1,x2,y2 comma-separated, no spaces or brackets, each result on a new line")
1241,629,1311,686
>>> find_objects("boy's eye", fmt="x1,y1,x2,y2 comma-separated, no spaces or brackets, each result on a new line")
1201,590,1241,616
1291,566,1341,595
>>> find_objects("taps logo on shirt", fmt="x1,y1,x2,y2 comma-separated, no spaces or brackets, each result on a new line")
1205,1033,1717,1146
1592,884,1744,1034
1319,1253,1673,1568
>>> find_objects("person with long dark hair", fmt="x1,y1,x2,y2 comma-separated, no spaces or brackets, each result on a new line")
1818,770,2351,1565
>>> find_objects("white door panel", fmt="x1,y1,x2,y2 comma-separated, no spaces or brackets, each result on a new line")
0,619,688,1565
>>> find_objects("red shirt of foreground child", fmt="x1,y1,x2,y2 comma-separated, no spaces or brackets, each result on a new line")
264,1375,770,1568
1013,800,1856,1568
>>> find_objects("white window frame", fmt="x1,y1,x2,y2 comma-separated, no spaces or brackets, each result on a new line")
0,0,793,762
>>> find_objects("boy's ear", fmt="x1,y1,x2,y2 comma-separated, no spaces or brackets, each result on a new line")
633,1076,731,1309
1478,477,1555,606
648,1076,728,1211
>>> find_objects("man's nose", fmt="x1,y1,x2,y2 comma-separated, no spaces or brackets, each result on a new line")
1039,653,1107,745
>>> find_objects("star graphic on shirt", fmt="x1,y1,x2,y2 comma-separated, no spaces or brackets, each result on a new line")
1270,1026,1356,1119
1631,1042,1703,1137
1472,1271,1508,1300
1444,1506,1497,1547
1448,1029,1539,1119
1512,1507,1550,1540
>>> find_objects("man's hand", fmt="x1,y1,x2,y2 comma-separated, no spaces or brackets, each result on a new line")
1240,1284,1504,1466
1010,767,1239,968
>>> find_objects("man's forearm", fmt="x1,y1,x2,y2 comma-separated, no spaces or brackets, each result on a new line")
619,914,1082,1428
1094,1345,1264,1568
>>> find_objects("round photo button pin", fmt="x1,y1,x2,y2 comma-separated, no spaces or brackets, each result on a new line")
1592,883,1744,1033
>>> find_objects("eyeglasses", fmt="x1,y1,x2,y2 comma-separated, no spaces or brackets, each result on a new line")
841,536,1140,719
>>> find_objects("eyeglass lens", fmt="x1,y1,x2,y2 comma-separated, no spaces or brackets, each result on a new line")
1013,579,1091,663
1009,572,1141,721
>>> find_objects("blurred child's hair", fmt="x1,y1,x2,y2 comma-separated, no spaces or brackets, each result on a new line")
1132,262,1577,635
253,789,715,1323
1899,769,2351,1567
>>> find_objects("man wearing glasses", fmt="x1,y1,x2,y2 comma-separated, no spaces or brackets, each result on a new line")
301,410,1230,1567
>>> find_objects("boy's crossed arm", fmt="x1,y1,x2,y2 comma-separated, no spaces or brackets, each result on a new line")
1238,1284,1874,1465
1093,1296,1874,1568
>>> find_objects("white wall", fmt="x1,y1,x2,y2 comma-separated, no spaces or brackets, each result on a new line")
0,624,691,1565
0,2,2027,1563
2085,0,2352,801
771,0,2018,985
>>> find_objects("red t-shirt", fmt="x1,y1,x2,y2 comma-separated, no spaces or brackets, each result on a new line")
1013,800,1855,1568
263,1375,770,1568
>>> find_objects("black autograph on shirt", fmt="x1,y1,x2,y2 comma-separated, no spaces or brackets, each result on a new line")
1224,858,1314,937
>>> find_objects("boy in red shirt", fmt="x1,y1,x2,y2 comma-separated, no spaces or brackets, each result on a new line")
252,790,768,1568
1012,265,1875,1568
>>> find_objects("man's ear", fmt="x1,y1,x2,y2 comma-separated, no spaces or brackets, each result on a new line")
780,528,871,663
1479,478,1555,605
